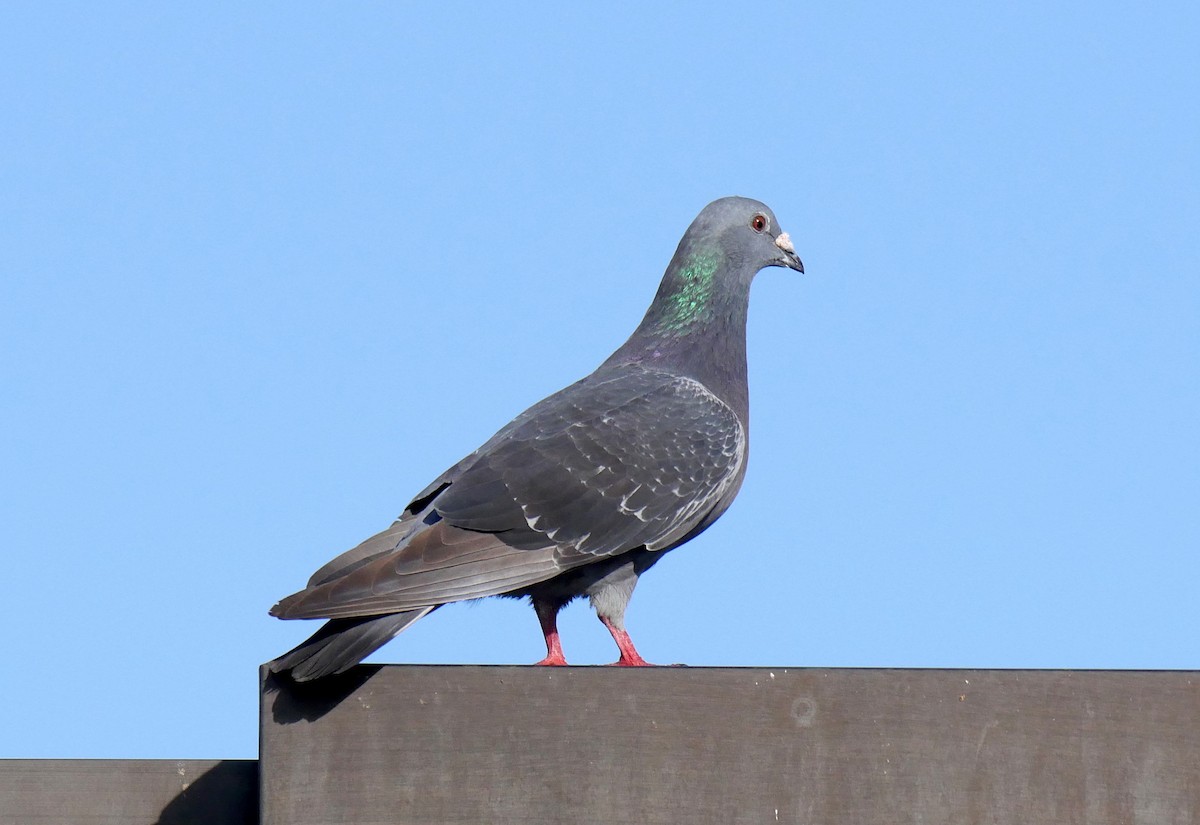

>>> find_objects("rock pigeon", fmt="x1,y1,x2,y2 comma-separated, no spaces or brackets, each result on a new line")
269,196,804,680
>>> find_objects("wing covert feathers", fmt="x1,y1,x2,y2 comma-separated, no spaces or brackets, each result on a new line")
271,368,746,622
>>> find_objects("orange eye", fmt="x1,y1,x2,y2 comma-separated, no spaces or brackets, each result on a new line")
751,214,768,233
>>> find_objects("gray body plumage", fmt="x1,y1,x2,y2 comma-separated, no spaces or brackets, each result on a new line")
270,196,803,680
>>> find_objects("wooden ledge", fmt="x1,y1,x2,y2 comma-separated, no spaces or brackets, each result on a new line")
260,666,1199,824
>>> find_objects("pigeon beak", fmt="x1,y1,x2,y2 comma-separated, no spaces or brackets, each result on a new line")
774,232,805,273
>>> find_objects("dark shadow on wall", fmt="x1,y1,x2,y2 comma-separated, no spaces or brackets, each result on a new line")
265,664,382,725
154,760,257,825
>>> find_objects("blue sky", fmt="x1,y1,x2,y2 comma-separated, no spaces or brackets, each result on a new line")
3,3,1197,759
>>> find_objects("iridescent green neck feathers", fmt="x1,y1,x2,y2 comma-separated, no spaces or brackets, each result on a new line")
654,248,721,335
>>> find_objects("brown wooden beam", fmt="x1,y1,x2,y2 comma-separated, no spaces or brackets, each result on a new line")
260,666,1200,824
0,758,256,825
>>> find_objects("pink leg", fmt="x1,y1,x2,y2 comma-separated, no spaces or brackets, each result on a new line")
533,601,568,666
599,616,652,667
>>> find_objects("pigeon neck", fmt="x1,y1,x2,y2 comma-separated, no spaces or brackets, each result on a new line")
605,245,753,412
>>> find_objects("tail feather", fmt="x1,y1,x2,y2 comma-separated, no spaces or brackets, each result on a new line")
269,607,436,682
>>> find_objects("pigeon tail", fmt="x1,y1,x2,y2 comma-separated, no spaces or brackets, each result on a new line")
268,608,435,682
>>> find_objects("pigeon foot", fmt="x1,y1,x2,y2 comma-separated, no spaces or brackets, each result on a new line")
600,617,654,666
533,600,568,666
608,652,653,667
533,652,569,666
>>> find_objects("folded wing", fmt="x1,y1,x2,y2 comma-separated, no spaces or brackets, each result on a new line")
271,367,745,620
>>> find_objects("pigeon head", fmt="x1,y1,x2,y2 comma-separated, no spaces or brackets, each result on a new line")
680,196,805,276
604,196,802,404
631,196,803,341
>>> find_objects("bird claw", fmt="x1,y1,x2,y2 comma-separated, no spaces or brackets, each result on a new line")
607,653,653,667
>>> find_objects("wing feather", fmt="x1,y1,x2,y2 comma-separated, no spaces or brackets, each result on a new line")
272,366,746,621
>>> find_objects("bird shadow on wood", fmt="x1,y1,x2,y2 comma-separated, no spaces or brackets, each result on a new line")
264,664,382,725
153,760,257,825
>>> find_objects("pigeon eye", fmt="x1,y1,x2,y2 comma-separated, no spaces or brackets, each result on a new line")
750,214,768,233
